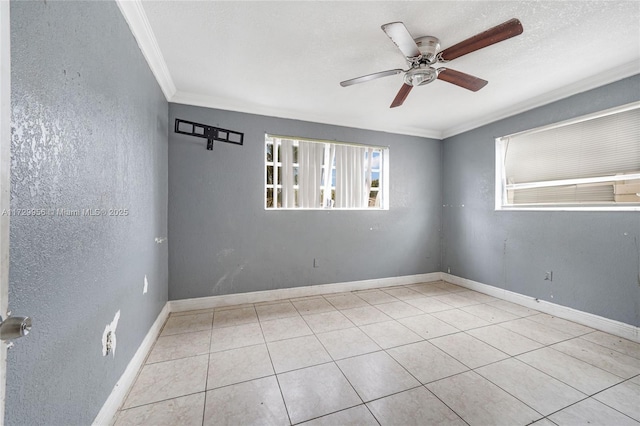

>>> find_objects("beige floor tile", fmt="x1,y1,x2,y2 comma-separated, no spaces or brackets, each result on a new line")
499,317,574,345
467,324,543,356
433,293,479,308
292,297,336,315
367,387,465,426
432,282,466,292
431,309,491,330
548,397,638,426
529,419,557,426
354,289,399,305
381,286,423,300
341,305,392,326
300,405,378,426
360,320,422,349
427,371,541,426
214,303,254,311
456,290,498,304
303,310,355,333
405,297,454,313
147,330,211,364
581,331,640,359
461,304,519,323
123,355,208,409
212,306,258,328
476,358,586,415
407,283,450,297
170,308,214,317
631,375,640,385
387,341,468,384
278,363,362,424
337,351,420,402
527,313,594,336
207,344,274,389
325,293,369,310
375,301,424,319
210,322,264,352
161,312,213,336
316,327,381,360
552,338,640,378
398,314,459,339
115,393,205,426
203,376,289,426
430,333,509,369
255,301,300,321
487,300,539,317
518,347,623,394
267,335,332,373
593,380,640,421
261,316,313,342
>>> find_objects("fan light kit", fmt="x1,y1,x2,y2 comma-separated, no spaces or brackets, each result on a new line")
340,19,524,108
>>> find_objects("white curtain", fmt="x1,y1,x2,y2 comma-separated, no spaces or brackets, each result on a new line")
279,139,295,208
298,141,324,208
335,145,368,208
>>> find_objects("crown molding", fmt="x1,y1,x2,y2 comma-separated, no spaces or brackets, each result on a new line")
116,0,176,100
441,62,640,139
171,90,444,140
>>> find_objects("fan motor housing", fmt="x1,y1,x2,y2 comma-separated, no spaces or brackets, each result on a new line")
404,65,438,87
415,36,440,62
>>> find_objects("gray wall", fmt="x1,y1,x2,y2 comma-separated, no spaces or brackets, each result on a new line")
9,1,168,425
442,74,640,327
168,103,442,300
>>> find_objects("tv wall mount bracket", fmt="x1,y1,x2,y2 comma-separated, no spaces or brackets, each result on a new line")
174,118,244,150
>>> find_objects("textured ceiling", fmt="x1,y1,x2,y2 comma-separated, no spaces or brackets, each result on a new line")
128,1,640,139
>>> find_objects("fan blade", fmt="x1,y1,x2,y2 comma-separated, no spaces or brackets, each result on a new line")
340,69,404,87
437,68,488,92
390,83,413,108
381,22,421,59
438,18,523,62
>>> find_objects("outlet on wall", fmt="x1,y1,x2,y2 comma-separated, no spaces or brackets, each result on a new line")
544,271,553,281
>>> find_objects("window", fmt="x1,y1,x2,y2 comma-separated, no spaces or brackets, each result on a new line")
265,134,389,210
495,102,640,211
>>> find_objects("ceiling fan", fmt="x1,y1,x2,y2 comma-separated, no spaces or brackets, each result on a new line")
340,18,523,108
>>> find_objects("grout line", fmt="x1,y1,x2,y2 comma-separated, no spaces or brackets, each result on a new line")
119,390,207,413
199,313,215,426
257,316,293,425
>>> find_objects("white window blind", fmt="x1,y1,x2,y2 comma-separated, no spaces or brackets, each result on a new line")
265,134,389,210
496,102,640,209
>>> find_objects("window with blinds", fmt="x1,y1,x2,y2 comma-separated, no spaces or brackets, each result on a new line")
265,135,389,210
495,102,640,210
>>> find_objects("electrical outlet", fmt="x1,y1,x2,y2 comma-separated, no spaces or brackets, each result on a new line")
544,271,553,281
313,258,320,268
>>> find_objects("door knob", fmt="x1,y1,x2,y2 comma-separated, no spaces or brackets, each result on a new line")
0,315,32,340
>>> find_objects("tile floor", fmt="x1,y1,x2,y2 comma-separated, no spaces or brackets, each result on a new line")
114,281,640,426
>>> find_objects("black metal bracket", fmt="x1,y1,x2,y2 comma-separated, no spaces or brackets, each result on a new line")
174,118,244,150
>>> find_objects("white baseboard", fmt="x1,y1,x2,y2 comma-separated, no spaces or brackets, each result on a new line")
93,302,170,426
442,273,640,343
169,272,442,312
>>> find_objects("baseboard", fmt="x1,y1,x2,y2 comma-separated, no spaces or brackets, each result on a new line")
93,302,170,426
442,273,640,343
169,272,442,312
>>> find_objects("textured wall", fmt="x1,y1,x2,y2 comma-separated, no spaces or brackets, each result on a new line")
442,74,640,326
168,103,441,300
8,1,168,425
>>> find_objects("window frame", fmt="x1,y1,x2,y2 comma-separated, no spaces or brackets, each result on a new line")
495,101,640,212
265,134,390,211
